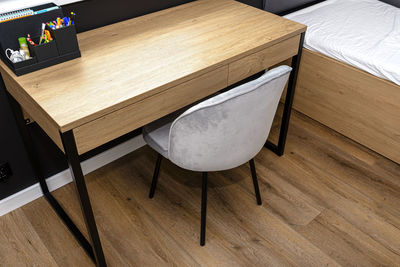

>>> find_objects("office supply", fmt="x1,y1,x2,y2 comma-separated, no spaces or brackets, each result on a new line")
0,8,34,23
39,23,46,44
0,4,80,76
0,0,306,265
26,34,36,46
144,65,292,246
48,23,79,55
18,37,30,59
44,30,52,42
33,6,60,15
46,14,75,30
28,37,59,62
5,48,24,63
46,22,56,30
70,12,76,25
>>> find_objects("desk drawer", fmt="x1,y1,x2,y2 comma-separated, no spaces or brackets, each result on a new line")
73,66,228,154
228,35,300,85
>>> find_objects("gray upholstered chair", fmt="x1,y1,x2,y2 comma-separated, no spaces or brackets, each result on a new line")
143,65,292,246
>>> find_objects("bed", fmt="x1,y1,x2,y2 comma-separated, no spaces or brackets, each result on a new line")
267,0,400,163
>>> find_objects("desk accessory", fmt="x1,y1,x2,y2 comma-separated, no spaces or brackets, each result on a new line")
48,24,79,55
5,48,36,69
18,37,31,59
0,3,80,76
34,6,60,15
28,36,58,62
0,8,34,23
5,48,25,63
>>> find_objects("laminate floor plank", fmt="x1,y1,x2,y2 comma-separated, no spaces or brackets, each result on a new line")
258,146,400,256
104,154,264,267
1,109,399,266
208,171,339,266
0,209,58,267
97,150,336,266
131,154,297,267
92,171,200,267
293,209,400,266
264,111,400,259
283,113,400,233
21,198,93,267
232,162,325,226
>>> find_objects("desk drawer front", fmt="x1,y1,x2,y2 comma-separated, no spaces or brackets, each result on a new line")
228,35,300,85
73,66,228,154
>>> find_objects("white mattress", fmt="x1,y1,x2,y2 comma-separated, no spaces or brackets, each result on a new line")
285,0,400,85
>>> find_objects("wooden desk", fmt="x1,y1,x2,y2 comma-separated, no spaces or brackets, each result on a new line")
0,0,305,266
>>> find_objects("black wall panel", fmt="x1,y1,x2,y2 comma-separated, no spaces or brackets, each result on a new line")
380,0,400,7
263,0,325,14
264,0,399,15
63,0,262,33
0,0,263,200
0,76,35,199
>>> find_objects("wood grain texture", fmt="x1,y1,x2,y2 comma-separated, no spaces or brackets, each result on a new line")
1,108,400,266
228,35,300,85
73,66,229,154
0,70,64,151
0,0,305,133
292,49,400,164
0,209,58,266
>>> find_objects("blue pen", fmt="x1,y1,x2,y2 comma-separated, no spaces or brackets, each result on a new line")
63,17,69,27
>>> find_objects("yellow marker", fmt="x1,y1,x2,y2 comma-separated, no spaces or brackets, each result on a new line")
44,30,52,41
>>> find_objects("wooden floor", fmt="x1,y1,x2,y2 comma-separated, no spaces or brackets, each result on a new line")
1,108,400,267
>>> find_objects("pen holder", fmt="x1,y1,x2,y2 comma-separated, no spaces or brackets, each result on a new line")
28,39,59,62
11,57,37,68
48,25,79,55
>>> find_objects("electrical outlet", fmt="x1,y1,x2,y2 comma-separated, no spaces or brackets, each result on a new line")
0,162,12,182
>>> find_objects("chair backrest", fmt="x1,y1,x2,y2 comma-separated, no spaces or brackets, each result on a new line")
168,65,292,172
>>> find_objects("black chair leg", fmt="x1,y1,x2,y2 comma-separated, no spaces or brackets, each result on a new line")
149,153,163,199
200,172,208,246
249,159,262,205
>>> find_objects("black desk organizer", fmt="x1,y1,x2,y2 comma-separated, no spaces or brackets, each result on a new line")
0,3,81,76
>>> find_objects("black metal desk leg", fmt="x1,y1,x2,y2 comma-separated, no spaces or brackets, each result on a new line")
60,131,107,267
265,32,305,156
6,92,104,265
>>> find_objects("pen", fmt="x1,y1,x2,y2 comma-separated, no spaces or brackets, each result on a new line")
27,34,36,46
63,17,69,27
44,30,52,41
70,12,76,25
39,23,45,44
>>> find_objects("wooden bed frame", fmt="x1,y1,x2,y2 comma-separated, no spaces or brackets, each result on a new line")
286,48,400,164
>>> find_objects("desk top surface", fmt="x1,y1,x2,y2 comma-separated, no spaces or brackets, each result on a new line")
0,0,305,131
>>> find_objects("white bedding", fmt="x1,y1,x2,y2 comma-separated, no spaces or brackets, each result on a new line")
285,0,400,85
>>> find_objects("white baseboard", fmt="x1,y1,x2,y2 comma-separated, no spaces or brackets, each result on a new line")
0,135,146,217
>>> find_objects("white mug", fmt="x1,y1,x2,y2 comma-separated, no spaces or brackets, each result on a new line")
5,48,25,63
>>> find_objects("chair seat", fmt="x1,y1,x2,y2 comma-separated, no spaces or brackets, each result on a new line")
142,98,212,158
142,112,179,158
